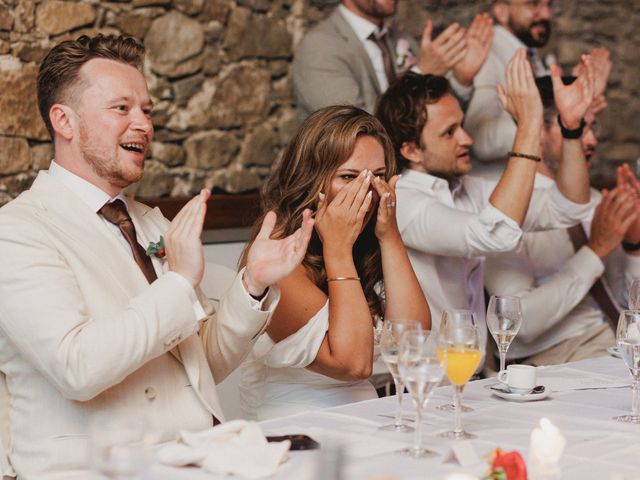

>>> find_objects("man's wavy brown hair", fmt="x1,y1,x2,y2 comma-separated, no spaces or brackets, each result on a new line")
37,34,145,139
246,105,397,318
375,72,452,171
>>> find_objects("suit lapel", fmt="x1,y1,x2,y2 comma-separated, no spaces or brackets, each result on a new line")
29,172,149,296
329,9,383,94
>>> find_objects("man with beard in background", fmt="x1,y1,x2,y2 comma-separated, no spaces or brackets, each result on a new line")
464,0,557,180
484,75,640,367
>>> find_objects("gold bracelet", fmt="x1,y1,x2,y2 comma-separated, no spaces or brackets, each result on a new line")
508,150,541,162
327,276,360,282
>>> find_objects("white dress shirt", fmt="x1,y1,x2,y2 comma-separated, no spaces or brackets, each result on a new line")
395,169,594,350
465,25,551,180
485,174,640,359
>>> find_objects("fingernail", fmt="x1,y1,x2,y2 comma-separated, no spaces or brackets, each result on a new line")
366,191,372,198
319,192,325,200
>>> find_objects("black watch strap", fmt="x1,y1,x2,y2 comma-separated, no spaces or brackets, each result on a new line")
558,115,586,139
622,241,640,252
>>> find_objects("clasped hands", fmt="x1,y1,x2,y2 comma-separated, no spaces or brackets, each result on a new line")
417,13,493,87
162,188,315,297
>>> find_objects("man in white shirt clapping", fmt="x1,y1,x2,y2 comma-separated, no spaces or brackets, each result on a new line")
375,49,595,359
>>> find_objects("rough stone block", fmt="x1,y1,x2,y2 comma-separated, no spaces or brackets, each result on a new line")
184,130,239,169
0,136,30,175
0,61,48,140
145,11,204,72
36,0,97,35
224,7,292,60
150,142,185,167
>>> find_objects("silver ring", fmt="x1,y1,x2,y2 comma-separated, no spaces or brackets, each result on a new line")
386,201,396,208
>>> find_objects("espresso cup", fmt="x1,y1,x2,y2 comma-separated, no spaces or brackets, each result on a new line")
497,364,536,394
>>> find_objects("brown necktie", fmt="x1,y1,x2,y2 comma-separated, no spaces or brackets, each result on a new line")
100,200,158,284
567,224,621,331
368,29,396,86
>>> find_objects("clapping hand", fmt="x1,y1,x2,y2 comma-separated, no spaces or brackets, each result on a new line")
417,20,467,77
372,175,401,243
165,189,211,288
615,163,640,245
314,170,373,255
588,185,639,258
243,209,314,297
497,49,543,128
552,54,595,130
452,13,494,87
573,47,611,115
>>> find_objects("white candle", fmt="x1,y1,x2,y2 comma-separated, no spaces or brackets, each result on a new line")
528,418,566,479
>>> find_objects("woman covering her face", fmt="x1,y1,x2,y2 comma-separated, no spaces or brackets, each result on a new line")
239,105,431,420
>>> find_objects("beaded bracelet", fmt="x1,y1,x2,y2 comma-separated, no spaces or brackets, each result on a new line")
327,276,361,282
508,150,541,162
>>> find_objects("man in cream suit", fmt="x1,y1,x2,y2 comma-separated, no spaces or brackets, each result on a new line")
0,34,313,479
293,0,494,118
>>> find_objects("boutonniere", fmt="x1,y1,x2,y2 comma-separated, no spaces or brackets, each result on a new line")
395,38,416,72
146,236,166,258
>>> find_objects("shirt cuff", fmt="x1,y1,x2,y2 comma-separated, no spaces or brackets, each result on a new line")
447,72,473,101
481,201,522,232
549,183,596,223
624,251,640,278
165,271,207,322
238,267,270,311
567,246,606,284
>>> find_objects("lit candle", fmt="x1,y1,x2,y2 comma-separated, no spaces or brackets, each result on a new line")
528,418,566,479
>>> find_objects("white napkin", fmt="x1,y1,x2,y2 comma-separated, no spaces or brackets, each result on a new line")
156,420,290,479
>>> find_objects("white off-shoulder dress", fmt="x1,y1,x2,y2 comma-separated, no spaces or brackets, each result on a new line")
238,301,378,420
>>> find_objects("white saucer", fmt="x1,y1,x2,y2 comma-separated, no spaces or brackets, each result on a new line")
490,385,551,402
607,345,622,359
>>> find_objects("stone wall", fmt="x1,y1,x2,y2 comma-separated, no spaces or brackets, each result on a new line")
0,0,638,205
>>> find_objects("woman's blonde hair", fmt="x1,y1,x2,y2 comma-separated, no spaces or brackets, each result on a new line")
246,105,397,318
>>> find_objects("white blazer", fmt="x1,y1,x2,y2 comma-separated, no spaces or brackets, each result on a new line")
0,171,277,479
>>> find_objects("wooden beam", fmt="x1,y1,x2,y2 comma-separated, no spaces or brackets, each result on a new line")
139,192,262,230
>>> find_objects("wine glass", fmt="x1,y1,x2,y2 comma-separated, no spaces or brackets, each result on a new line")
628,279,640,309
487,296,523,375
437,315,482,439
379,319,422,432
397,330,446,458
436,310,479,413
613,310,640,423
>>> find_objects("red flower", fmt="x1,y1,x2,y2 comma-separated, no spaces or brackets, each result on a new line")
491,450,527,480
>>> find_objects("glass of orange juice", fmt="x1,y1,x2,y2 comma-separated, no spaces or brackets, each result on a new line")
437,310,482,439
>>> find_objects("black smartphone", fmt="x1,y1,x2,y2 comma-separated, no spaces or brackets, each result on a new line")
266,434,320,451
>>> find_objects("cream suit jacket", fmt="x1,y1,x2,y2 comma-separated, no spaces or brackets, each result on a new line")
0,171,278,479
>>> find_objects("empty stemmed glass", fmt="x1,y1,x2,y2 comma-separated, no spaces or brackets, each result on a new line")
437,313,482,440
379,319,422,432
614,310,640,423
628,279,640,310
397,330,446,458
487,296,523,375
436,310,479,413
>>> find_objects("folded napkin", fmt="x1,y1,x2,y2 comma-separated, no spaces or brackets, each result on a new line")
156,420,290,478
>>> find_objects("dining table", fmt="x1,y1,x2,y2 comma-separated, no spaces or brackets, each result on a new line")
151,355,640,479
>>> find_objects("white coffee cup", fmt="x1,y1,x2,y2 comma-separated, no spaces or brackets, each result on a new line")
497,364,536,394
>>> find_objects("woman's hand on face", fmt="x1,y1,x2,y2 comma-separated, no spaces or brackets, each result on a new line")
315,170,373,255
373,175,401,243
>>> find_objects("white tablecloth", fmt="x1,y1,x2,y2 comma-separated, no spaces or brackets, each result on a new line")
151,356,640,479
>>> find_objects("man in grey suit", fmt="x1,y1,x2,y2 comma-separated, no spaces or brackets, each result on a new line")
293,0,494,118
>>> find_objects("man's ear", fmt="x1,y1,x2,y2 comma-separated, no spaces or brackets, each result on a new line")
491,2,509,27
400,141,423,167
49,104,76,141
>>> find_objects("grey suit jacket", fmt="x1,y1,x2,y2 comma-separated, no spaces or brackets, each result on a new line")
293,8,406,117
